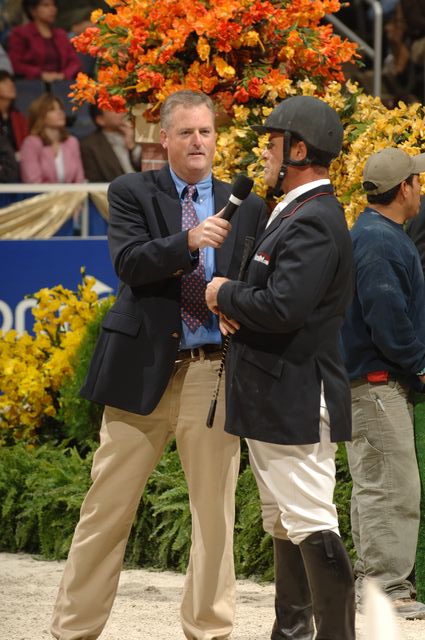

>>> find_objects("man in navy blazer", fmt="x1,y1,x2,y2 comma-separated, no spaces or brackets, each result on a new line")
50,90,267,640
207,96,355,640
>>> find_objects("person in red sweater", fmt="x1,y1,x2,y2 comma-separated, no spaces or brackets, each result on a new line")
8,0,81,82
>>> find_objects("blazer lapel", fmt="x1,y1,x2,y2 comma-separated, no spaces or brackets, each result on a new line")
152,166,182,235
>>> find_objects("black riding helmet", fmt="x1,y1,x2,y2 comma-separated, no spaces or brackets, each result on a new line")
252,95,343,194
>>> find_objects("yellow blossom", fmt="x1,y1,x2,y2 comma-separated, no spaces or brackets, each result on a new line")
213,56,236,79
233,105,250,123
90,8,103,23
196,37,210,62
241,30,264,50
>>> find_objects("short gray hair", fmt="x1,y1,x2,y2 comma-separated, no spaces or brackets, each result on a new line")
160,90,216,130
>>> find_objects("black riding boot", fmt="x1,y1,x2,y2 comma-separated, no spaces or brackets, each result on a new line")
299,530,355,640
271,538,314,640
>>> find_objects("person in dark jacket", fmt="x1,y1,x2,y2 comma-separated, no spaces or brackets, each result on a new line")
206,95,355,640
0,70,28,154
406,196,425,276
80,105,141,182
0,132,19,182
341,146,425,620
50,89,267,640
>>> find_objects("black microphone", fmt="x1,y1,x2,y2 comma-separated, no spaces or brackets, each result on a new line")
221,174,254,221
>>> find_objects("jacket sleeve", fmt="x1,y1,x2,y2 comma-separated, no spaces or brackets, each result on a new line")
20,136,44,183
107,177,197,287
217,213,338,333
69,136,85,183
80,139,101,182
356,256,425,373
8,27,44,79
0,135,19,182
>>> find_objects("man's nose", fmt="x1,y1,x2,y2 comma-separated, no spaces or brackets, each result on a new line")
191,131,202,145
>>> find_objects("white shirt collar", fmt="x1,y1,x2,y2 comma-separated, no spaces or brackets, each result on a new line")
266,178,331,227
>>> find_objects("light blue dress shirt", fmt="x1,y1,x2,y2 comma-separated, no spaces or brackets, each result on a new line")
169,168,222,349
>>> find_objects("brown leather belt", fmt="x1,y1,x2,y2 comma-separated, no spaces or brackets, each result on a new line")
176,345,222,362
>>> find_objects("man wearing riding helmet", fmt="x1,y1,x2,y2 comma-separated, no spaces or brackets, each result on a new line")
206,95,355,640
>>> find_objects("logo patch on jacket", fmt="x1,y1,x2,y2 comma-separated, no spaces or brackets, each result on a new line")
254,251,270,265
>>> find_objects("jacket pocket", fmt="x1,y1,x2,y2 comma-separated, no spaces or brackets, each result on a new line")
240,345,284,379
102,310,141,337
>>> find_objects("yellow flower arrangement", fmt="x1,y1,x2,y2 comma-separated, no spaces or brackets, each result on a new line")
214,79,425,226
0,273,100,443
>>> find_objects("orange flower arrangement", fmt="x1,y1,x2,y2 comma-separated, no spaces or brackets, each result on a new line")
71,0,358,120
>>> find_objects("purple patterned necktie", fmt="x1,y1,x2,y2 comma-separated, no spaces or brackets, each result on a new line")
181,185,209,332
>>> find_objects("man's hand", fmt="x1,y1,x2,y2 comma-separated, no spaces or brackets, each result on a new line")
206,277,229,313
119,119,137,150
188,213,231,251
218,312,240,336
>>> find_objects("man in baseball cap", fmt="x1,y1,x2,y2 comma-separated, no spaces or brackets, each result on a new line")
362,146,425,196
341,146,425,619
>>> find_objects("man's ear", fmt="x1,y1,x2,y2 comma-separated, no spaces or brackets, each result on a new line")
294,140,308,161
160,128,168,149
95,114,105,129
399,180,409,200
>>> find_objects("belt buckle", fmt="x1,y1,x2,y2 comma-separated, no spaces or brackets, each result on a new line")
190,347,205,361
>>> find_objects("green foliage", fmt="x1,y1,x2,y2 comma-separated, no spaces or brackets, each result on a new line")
0,444,94,557
58,297,114,449
125,443,192,571
334,443,354,561
234,457,273,580
0,437,355,582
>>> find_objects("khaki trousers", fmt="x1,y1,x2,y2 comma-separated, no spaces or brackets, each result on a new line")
347,378,420,601
51,355,240,640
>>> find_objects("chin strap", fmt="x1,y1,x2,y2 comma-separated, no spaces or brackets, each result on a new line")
272,131,314,197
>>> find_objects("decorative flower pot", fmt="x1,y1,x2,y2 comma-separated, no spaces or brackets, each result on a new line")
132,104,167,172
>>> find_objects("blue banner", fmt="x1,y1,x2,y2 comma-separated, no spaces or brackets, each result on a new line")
0,238,118,334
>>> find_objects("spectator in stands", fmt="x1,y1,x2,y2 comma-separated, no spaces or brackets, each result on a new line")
80,105,141,182
0,43,12,73
0,132,19,182
66,9,96,77
20,93,84,183
400,0,425,67
8,0,81,82
0,70,28,155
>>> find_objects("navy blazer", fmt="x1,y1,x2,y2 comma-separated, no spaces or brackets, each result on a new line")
80,165,267,415
217,184,354,445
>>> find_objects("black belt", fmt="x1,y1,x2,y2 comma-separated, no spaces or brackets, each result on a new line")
176,345,222,362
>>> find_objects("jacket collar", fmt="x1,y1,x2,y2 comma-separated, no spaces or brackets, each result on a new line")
252,183,334,254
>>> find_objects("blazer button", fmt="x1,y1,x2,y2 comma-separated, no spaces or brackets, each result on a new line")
171,332,180,339
172,269,184,277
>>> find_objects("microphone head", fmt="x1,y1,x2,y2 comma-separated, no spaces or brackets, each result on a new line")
232,174,254,200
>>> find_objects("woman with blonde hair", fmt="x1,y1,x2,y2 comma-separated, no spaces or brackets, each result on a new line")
20,92,84,183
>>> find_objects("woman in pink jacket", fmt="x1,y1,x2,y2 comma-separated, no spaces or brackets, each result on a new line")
8,0,81,82
20,92,85,183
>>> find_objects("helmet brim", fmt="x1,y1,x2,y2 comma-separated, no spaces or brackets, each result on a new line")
251,124,281,133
